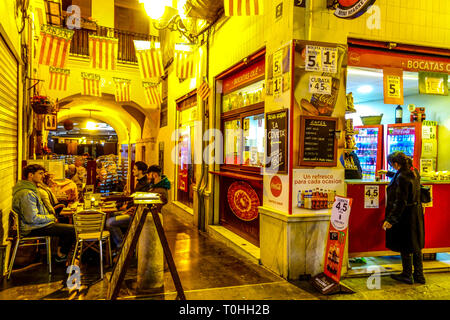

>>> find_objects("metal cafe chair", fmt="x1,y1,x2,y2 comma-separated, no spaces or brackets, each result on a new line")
7,210,52,280
71,210,112,279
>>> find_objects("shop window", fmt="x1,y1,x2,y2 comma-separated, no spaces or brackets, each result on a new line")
243,114,265,167
114,4,149,35
222,80,264,113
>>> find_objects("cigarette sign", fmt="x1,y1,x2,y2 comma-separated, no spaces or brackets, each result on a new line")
364,185,379,208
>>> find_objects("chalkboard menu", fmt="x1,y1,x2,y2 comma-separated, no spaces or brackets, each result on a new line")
299,115,337,167
266,109,288,174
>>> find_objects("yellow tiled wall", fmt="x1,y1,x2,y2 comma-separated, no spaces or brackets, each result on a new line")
298,0,450,49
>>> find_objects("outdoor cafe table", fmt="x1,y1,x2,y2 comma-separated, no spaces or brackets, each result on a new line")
60,201,118,223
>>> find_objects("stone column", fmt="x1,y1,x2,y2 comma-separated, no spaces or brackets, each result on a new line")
136,212,164,292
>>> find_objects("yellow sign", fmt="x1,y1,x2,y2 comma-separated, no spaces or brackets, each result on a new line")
425,76,445,94
305,46,338,74
383,67,404,105
309,75,332,95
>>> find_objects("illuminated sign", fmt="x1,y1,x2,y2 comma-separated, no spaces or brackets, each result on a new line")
330,0,376,19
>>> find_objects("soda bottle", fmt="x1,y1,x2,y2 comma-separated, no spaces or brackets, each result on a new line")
297,190,303,208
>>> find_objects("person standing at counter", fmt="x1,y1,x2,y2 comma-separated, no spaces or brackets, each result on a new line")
380,151,426,285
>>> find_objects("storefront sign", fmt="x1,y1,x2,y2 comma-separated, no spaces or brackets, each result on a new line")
324,196,352,283
383,67,404,105
292,168,345,213
419,72,449,96
364,185,379,208
266,109,288,173
309,75,332,95
270,175,283,197
331,0,376,19
299,116,338,167
223,59,265,94
305,45,338,73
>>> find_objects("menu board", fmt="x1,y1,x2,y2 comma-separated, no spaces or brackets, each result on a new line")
266,109,288,174
299,115,337,167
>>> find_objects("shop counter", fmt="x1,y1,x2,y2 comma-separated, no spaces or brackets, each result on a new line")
346,179,450,257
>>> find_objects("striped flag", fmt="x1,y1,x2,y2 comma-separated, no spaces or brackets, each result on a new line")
48,66,70,91
174,45,195,80
224,0,264,16
89,35,118,70
39,25,74,68
197,80,210,100
143,82,162,106
113,78,131,102
135,44,164,80
81,72,102,97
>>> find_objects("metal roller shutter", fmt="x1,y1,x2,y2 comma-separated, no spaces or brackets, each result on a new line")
0,35,19,241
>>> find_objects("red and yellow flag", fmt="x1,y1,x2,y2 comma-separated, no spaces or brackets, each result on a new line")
89,35,119,70
174,45,195,80
143,82,162,106
135,46,164,80
39,25,74,68
114,78,131,102
81,72,102,97
224,0,264,16
48,67,70,91
197,80,210,100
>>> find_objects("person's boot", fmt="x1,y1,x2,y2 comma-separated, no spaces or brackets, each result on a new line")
413,252,426,284
391,253,413,284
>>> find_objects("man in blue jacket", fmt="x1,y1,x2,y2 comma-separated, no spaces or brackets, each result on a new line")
12,164,75,262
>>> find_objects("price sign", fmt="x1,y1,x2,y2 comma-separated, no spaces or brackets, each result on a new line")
331,196,351,231
305,46,338,73
309,75,332,94
383,68,404,105
364,185,379,209
273,76,283,98
273,49,283,77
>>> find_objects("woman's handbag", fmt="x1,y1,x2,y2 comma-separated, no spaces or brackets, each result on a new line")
420,185,431,203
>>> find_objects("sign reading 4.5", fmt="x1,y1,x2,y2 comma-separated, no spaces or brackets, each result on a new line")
331,196,352,231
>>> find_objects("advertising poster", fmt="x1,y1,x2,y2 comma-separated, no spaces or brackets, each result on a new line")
323,196,352,283
292,169,345,214
263,174,290,212
364,185,379,208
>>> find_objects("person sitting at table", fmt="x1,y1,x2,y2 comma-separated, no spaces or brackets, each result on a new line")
51,173,79,205
105,161,150,250
38,172,65,216
12,164,76,263
95,161,107,192
146,165,170,212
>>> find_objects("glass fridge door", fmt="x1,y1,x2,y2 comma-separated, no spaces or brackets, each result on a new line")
387,126,416,171
355,126,380,180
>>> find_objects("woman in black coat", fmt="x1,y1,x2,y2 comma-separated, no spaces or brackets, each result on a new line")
381,151,425,284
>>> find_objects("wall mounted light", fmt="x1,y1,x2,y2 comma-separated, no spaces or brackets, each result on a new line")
139,0,198,44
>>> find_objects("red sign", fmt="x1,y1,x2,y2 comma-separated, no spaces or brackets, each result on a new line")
270,176,282,198
223,59,265,94
324,196,352,283
349,46,450,74
227,181,260,221
333,0,376,19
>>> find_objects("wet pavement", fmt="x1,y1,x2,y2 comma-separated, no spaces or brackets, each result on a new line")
1,204,450,300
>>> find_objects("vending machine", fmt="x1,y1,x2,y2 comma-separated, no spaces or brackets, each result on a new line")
354,125,384,180
386,121,438,172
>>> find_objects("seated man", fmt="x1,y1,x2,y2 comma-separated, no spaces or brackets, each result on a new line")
12,164,75,263
106,161,150,250
146,165,170,212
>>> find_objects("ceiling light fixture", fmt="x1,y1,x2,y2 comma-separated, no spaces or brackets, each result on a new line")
357,85,373,94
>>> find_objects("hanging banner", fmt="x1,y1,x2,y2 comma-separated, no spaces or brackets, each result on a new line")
224,0,264,16
197,80,210,100
419,72,448,96
383,67,404,105
174,44,196,80
134,41,164,80
48,66,70,91
331,0,377,19
113,78,131,102
324,195,352,282
81,72,102,97
143,82,162,106
88,34,118,70
39,25,74,68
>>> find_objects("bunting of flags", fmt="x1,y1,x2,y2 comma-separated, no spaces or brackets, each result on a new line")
224,0,264,16
143,82,162,106
48,66,70,91
89,35,119,70
39,25,74,68
197,80,210,100
113,78,131,102
135,42,165,80
81,72,102,97
174,45,195,80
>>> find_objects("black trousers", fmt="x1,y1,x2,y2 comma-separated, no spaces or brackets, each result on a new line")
27,223,75,255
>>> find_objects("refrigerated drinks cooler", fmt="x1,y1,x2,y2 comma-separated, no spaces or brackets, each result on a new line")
354,125,384,180
386,122,438,172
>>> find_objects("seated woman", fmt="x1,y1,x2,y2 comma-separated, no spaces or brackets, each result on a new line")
38,172,65,216
50,168,79,205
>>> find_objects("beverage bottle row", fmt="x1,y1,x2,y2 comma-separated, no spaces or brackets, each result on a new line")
390,134,414,142
297,188,336,209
